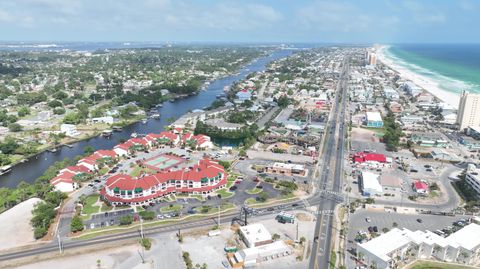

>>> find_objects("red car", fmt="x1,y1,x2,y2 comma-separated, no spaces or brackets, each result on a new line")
235,180,242,184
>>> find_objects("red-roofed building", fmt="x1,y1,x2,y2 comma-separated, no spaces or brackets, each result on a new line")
50,170,78,192
412,180,429,195
94,149,117,159
145,131,180,145
114,142,131,156
353,152,387,163
60,165,90,175
77,155,99,171
181,132,213,149
101,158,227,205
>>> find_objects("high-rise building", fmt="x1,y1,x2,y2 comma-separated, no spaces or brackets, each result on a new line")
369,53,377,65
457,91,480,131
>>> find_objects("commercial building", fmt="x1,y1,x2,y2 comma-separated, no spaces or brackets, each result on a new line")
230,223,293,268
265,162,308,177
459,136,480,152
360,171,383,196
101,158,227,205
409,132,449,148
466,126,480,140
365,112,383,128
353,152,388,165
465,167,480,198
357,224,480,269
457,91,480,131
232,241,292,268
412,180,429,195
239,223,273,248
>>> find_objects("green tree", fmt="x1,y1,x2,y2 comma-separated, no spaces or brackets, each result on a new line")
71,216,84,232
84,145,95,155
17,106,31,117
8,123,22,132
119,215,133,225
48,99,63,108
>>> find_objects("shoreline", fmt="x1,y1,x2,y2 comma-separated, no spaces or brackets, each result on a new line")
377,45,460,109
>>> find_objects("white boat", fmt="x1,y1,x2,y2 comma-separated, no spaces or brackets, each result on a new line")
0,165,12,175
131,132,138,138
151,113,160,119
102,130,113,137
142,119,147,124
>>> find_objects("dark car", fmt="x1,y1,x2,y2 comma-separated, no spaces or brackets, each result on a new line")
229,186,237,191
373,226,378,233
368,226,373,233
417,218,423,223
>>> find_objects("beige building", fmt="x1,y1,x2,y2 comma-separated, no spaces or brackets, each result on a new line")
457,91,480,131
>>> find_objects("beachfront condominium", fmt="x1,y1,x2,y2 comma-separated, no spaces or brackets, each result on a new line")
457,91,480,131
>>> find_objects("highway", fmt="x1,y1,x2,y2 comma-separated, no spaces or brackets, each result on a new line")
308,58,349,269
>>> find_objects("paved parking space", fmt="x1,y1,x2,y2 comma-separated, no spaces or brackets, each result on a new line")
85,208,134,229
348,210,466,242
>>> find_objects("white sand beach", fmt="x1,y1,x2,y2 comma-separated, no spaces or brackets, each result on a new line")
377,45,460,109
0,198,42,250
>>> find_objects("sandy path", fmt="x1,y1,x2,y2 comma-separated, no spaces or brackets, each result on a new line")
0,198,42,251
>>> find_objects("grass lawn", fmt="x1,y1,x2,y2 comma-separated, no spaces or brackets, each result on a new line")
245,197,258,205
226,181,235,189
99,167,109,175
199,203,235,214
407,261,477,269
160,204,183,213
82,194,100,216
130,166,156,177
100,203,113,212
136,206,145,212
215,188,234,199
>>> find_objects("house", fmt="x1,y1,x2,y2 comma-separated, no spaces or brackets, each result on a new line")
60,124,80,137
113,143,130,156
412,180,429,195
91,116,115,124
383,87,399,100
77,155,99,171
50,172,78,192
236,89,252,102
365,112,384,128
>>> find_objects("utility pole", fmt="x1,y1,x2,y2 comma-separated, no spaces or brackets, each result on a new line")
57,233,62,254
218,205,221,228
296,221,299,241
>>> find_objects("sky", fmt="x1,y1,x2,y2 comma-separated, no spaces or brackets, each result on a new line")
0,0,478,43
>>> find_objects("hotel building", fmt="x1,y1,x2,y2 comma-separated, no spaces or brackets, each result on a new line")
457,91,480,131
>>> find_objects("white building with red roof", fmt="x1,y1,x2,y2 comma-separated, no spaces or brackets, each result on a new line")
101,158,227,205
50,170,78,192
181,132,214,149
412,180,429,195
93,149,117,160
77,155,99,171
114,142,131,156
145,131,180,146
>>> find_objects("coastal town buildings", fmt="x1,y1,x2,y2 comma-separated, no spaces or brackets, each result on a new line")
365,112,383,128
457,91,480,131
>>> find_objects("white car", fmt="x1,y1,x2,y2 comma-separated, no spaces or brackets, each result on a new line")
365,217,371,223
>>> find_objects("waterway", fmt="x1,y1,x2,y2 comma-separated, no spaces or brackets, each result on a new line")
0,49,295,188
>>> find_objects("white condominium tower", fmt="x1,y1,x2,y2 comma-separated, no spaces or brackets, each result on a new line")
457,91,480,131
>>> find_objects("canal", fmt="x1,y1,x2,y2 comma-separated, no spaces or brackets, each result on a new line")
0,49,295,188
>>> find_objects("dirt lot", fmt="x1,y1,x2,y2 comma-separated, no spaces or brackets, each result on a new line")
351,127,380,143
0,198,42,251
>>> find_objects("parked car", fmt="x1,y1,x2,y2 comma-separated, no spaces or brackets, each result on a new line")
417,218,423,223
373,226,378,233
365,217,371,223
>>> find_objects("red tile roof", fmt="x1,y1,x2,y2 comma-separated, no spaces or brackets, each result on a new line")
105,158,224,190
353,152,386,163
413,181,428,191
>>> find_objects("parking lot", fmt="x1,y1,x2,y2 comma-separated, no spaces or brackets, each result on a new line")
84,208,134,229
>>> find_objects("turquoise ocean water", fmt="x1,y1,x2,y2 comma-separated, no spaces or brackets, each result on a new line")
384,44,480,95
